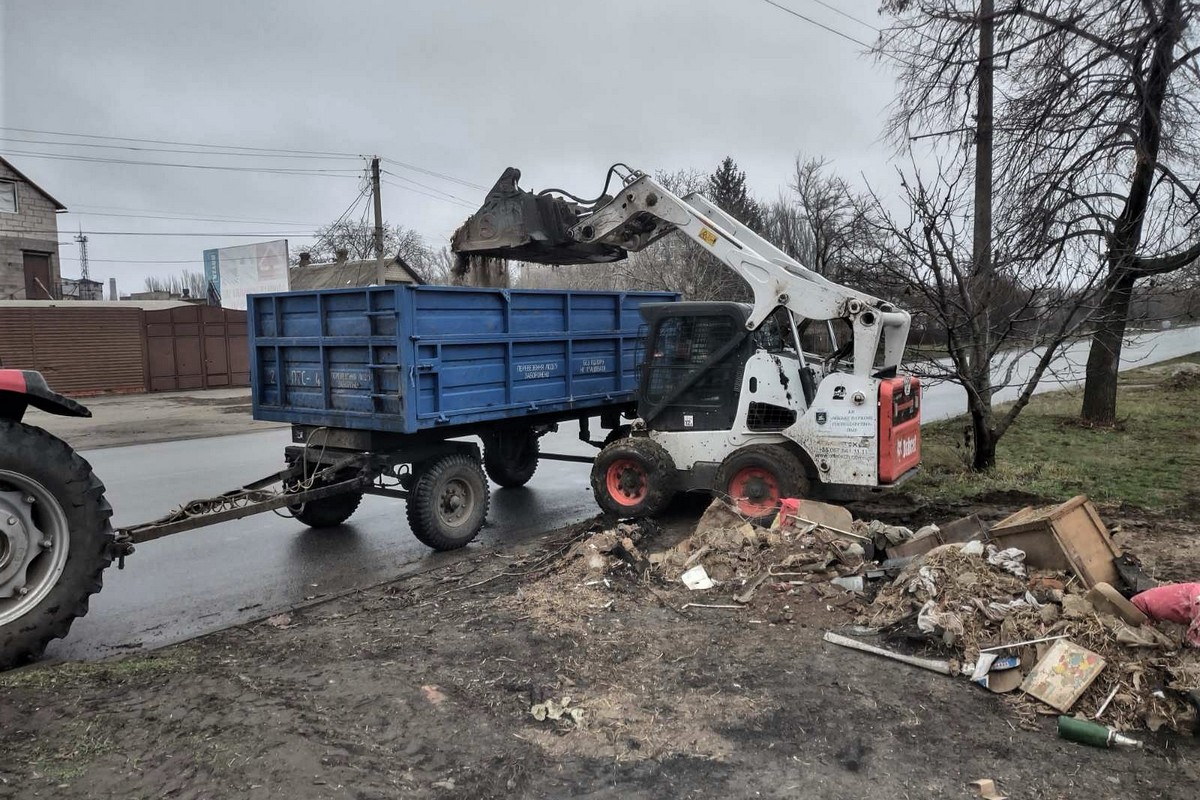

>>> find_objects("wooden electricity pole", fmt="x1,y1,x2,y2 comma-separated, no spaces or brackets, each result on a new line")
371,156,386,285
973,0,994,282
968,0,997,468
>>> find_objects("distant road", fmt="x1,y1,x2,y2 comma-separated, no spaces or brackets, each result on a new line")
919,325,1200,422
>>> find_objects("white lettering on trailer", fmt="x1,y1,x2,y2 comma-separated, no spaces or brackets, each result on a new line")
516,361,561,380
580,358,608,374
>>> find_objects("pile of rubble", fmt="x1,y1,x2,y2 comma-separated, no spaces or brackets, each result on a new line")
570,494,1200,741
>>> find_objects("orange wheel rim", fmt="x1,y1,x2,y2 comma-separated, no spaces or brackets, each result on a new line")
729,466,780,518
606,458,647,507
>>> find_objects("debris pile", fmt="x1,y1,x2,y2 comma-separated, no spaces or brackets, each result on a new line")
518,492,1200,740
650,500,869,597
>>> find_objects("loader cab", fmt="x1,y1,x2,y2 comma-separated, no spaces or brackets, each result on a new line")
637,302,754,432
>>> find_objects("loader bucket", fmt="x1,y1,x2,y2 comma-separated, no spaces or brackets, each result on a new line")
450,168,626,265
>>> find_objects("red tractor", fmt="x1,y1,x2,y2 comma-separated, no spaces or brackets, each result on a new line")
0,369,117,668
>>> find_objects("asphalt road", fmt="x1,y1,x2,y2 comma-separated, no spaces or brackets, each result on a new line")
45,326,1200,661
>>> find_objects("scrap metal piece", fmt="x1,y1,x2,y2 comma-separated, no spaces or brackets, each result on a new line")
450,168,627,265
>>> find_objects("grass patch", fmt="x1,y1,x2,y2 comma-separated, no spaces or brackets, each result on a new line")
0,650,194,690
908,361,1200,511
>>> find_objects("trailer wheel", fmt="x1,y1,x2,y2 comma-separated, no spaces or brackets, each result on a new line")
590,437,676,518
715,444,808,525
288,489,363,529
406,453,490,551
482,428,540,488
0,421,114,669
284,463,364,529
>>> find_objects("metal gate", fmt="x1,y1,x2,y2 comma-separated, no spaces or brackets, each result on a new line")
0,306,147,394
144,306,248,392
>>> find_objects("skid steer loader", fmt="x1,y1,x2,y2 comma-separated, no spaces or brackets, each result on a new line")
453,165,921,522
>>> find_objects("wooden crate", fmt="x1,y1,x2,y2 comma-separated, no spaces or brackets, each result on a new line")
989,496,1120,589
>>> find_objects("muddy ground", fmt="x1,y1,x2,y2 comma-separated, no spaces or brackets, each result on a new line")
2,494,1199,799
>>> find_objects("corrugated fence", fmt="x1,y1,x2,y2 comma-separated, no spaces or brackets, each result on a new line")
0,305,248,396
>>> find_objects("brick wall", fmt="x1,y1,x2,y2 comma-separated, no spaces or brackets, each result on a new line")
0,160,61,299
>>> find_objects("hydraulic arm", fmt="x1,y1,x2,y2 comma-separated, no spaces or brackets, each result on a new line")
453,167,910,377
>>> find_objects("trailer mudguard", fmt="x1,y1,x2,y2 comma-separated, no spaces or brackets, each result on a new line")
0,369,91,422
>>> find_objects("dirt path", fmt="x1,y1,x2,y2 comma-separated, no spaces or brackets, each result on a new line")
2,499,1197,799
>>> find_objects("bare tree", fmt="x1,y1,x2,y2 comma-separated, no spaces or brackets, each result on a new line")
762,155,882,290
881,0,1200,425
857,156,1103,469
144,270,207,298
295,220,433,272
509,168,753,300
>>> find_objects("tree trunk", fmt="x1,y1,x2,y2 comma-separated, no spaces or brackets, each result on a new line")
970,406,997,471
1080,271,1136,425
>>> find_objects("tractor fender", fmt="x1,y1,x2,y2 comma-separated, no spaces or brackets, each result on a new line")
0,370,91,422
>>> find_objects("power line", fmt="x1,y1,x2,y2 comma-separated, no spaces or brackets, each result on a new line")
381,157,487,191
381,177,477,209
802,0,878,32
1,150,360,177
0,136,361,161
49,230,314,237
381,168,477,205
0,125,359,158
60,256,203,264
5,125,487,191
63,210,318,226
757,0,873,48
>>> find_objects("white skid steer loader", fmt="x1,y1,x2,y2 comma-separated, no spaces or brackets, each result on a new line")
453,165,921,522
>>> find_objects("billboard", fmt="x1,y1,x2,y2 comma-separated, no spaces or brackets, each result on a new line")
203,239,289,310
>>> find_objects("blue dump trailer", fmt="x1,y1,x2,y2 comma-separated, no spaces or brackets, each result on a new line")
228,284,678,550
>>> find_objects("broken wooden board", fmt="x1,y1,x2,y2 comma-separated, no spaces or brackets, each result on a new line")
1020,639,1106,712
777,498,853,533
989,495,1120,589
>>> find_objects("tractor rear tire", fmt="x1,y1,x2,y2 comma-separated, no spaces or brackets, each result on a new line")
715,444,809,525
0,421,115,670
483,428,540,488
406,453,491,551
590,436,676,518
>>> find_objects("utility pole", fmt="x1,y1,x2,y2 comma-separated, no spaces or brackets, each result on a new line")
968,0,996,468
973,0,994,295
75,226,90,299
75,227,90,282
370,156,386,285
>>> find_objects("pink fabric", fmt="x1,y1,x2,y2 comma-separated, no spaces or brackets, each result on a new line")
777,498,802,526
1131,583,1200,647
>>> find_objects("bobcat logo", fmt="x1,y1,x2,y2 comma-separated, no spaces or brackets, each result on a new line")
895,436,918,460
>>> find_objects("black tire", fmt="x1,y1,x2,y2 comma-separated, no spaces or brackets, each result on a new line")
289,491,363,529
590,436,677,518
285,464,364,529
483,428,540,488
602,425,632,447
0,421,114,669
714,444,809,525
406,453,491,551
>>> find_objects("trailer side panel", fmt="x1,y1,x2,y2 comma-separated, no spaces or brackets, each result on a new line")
249,285,676,433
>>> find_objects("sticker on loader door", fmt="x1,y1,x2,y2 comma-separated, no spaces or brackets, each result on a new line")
813,408,875,438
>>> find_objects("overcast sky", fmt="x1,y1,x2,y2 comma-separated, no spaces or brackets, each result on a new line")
0,0,899,293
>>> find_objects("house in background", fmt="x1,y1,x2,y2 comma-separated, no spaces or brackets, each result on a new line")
288,249,426,291
0,156,67,300
60,276,105,300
